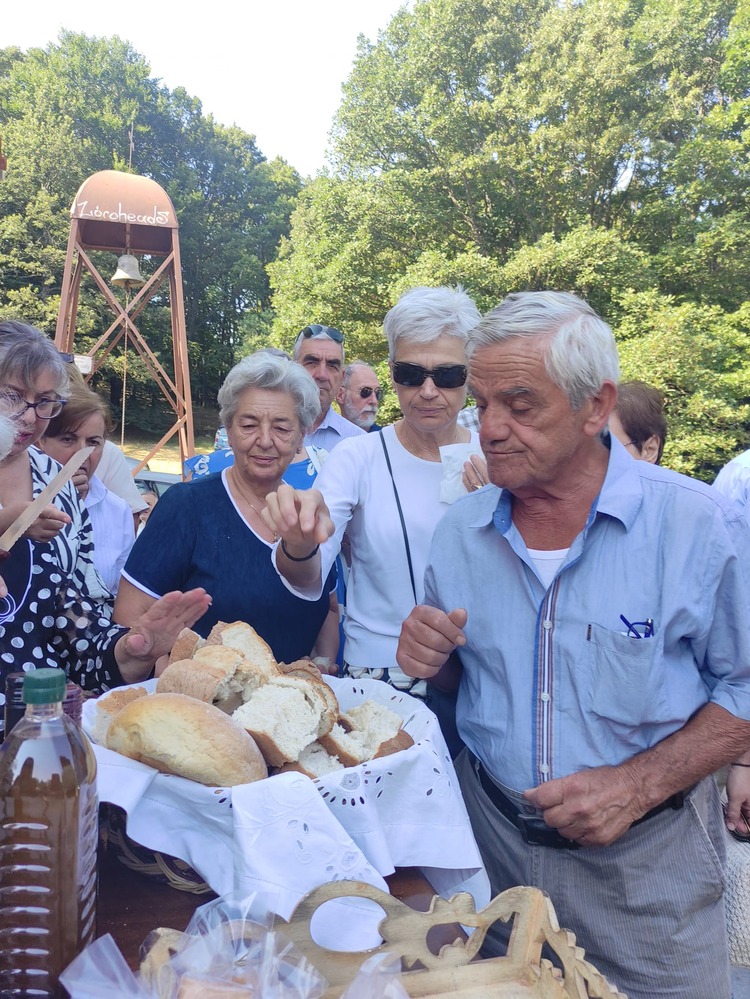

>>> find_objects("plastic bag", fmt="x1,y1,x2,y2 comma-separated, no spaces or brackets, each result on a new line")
62,891,328,999
60,934,151,998
339,953,410,999
62,893,409,998
161,890,327,998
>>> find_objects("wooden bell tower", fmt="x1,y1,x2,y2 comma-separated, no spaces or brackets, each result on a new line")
55,169,194,473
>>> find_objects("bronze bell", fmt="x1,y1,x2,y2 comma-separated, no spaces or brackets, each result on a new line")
110,254,144,288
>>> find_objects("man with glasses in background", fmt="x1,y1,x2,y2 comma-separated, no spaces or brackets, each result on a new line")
337,361,383,432
293,325,365,451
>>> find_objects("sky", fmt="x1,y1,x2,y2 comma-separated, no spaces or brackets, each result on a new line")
2,0,410,177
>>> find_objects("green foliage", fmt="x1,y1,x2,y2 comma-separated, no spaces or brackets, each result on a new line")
615,291,750,478
271,0,750,470
0,33,301,428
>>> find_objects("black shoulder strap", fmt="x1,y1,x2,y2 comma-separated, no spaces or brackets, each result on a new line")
380,431,418,605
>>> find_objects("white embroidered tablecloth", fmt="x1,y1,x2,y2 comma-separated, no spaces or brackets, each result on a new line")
85,676,488,945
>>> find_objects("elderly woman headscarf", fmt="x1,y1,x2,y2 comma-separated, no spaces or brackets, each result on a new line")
115,350,337,663
265,285,482,697
0,320,209,726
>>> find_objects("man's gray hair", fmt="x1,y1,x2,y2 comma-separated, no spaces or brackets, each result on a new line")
0,320,69,395
469,291,620,410
218,349,321,431
342,359,378,389
383,286,481,361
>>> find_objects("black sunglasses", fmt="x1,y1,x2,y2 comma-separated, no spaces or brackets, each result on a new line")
358,386,383,401
392,361,467,389
300,324,344,344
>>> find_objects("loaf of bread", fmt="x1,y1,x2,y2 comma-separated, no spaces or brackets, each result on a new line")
156,620,413,775
106,692,268,787
159,624,282,711
319,700,414,767
232,684,322,768
157,647,248,712
168,628,206,664
276,741,345,778
90,685,148,746
206,621,278,683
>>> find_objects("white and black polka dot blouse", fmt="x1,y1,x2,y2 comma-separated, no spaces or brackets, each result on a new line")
0,448,128,726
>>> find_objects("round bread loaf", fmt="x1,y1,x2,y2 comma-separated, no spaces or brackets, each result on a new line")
106,692,268,786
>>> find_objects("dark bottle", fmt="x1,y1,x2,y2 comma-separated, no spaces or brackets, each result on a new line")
0,667,98,997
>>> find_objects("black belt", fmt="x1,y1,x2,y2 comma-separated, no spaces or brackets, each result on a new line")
470,752,686,850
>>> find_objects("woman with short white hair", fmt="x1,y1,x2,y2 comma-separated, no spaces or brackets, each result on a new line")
265,286,482,711
116,350,338,663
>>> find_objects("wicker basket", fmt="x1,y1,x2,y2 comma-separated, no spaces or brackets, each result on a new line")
102,804,213,895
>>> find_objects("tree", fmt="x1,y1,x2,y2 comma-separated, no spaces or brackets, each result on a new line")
0,32,301,426
271,0,750,473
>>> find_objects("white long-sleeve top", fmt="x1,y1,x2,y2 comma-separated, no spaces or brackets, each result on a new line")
274,424,479,676
85,474,135,595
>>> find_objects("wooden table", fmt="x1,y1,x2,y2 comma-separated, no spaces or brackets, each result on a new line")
96,841,439,971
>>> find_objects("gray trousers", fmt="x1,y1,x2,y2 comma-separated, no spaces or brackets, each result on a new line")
456,749,731,999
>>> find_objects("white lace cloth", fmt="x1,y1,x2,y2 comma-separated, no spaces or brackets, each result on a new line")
85,677,488,946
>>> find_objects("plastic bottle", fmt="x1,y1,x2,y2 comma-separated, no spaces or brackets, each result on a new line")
0,667,98,997
3,674,83,742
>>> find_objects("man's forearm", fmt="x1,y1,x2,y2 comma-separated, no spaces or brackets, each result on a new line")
621,703,750,811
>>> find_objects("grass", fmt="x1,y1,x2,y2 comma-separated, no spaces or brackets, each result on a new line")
119,429,216,474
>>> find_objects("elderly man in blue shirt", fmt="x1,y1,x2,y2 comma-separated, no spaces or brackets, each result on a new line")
397,291,750,999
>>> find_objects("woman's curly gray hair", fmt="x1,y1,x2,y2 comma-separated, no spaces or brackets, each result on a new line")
218,349,321,431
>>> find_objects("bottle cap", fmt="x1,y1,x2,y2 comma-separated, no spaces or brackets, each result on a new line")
23,668,66,705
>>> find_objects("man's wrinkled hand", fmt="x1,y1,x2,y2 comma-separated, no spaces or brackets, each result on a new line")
397,605,467,679
725,762,750,836
524,765,649,847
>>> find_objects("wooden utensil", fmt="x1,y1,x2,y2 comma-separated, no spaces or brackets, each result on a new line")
0,446,94,559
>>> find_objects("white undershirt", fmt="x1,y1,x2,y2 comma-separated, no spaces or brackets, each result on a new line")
527,547,570,589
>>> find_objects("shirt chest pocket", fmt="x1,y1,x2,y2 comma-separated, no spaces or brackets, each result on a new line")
584,622,667,728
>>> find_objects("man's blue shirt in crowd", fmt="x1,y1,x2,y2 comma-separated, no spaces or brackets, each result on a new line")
424,436,750,793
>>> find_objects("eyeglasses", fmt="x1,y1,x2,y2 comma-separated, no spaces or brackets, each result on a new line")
300,324,344,344
392,362,467,389
0,388,67,420
358,386,383,401
619,614,654,639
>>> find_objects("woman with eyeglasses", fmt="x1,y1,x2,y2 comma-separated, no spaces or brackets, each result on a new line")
265,286,482,719
0,320,210,727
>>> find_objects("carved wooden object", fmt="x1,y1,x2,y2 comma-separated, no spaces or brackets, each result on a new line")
140,880,626,998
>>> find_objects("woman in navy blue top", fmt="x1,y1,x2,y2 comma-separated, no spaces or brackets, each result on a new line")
116,352,336,664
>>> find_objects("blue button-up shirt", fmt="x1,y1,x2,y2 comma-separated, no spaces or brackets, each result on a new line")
424,438,750,793
304,406,365,452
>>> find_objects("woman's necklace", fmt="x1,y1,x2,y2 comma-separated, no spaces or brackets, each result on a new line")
246,497,279,541
228,469,280,542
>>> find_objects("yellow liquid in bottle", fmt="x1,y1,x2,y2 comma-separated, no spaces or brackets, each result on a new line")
0,707,97,997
